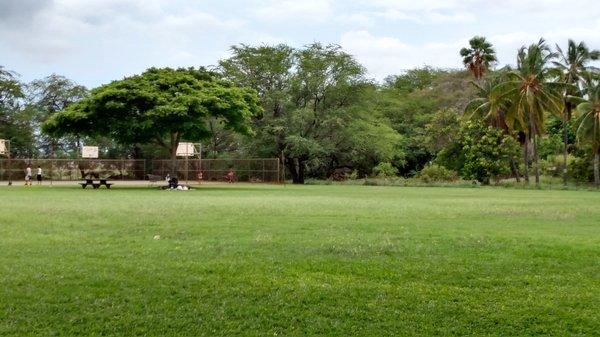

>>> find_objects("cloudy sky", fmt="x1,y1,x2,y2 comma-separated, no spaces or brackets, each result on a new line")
1,0,599,87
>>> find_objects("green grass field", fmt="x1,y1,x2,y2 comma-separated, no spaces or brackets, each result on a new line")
1,184,599,336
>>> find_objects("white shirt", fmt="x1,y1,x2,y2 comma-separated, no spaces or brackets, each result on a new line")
37,168,42,175
26,167,32,176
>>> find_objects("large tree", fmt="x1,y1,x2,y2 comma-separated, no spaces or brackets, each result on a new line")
460,36,497,80
29,74,88,157
43,67,261,175
219,44,294,160
379,68,475,175
221,43,400,183
284,44,367,182
553,40,600,185
0,67,37,157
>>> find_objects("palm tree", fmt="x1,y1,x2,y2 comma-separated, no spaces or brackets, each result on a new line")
465,73,521,181
574,76,600,187
553,40,600,186
460,36,497,80
465,76,508,128
495,39,567,185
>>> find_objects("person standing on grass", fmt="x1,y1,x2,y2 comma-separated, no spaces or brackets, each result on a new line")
36,166,43,185
24,165,32,186
226,168,236,183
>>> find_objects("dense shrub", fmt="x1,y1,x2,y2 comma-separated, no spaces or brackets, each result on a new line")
418,164,458,183
569,155,594,183
459,121,520,184
372,162,398,178
538,134,564,160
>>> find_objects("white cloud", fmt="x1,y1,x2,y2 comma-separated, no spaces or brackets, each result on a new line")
1,0,600,86
365,0,474,24
0,0,244,63
426,11,475,23
489,19,600,67
340,30,463,80
253,0,333,23
364,0,463,12
335,13,374,27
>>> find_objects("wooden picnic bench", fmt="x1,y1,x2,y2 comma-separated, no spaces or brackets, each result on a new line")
80,179,113,189
146,174,164,186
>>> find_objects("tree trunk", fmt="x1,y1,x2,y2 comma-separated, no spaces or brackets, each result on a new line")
132,145,144,180
510,156,520,182
169,132,180,177
285,158,300,184
562,104,571,187
170,145,178,177
285,157,305,184
298,160,305,184
594,151,599,188
533,134,540,186
523,140,530,183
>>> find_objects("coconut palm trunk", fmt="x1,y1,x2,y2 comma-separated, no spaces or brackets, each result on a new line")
563,120,569,186
523,140,530,183
595,150,600,188
533,134,540,185
528,113,541,186
562,103,572,187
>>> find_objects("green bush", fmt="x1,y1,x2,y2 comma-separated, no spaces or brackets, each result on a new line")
372,162,398,178
538,134,564,160
347,170,359,180
569,155,594,183
542,154,576,177
459,121,520,184
418,164,458,183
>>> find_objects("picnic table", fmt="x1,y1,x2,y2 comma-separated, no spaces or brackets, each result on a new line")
79,179,113,189
146,174,164,186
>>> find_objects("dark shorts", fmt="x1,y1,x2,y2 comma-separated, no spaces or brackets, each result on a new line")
37,174,42,181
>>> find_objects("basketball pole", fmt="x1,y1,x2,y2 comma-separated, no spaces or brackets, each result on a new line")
185,154,188,186
7,140,12,186
198,143,202,185
281,150,286,188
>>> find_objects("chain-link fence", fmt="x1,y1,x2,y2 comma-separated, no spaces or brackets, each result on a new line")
149,158,281,183
0,159,146,181
0,158,281,183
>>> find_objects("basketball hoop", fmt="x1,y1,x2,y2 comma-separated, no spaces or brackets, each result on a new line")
0,139,7,156
81,146,99,158
0,139,11,185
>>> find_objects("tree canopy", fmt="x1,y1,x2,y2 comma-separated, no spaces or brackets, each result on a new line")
220,43,403,183
43,67,261,173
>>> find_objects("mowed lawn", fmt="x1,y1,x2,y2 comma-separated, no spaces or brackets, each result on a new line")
1,184,599,336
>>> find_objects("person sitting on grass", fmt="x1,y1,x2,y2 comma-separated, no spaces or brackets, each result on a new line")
169,176,178,189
